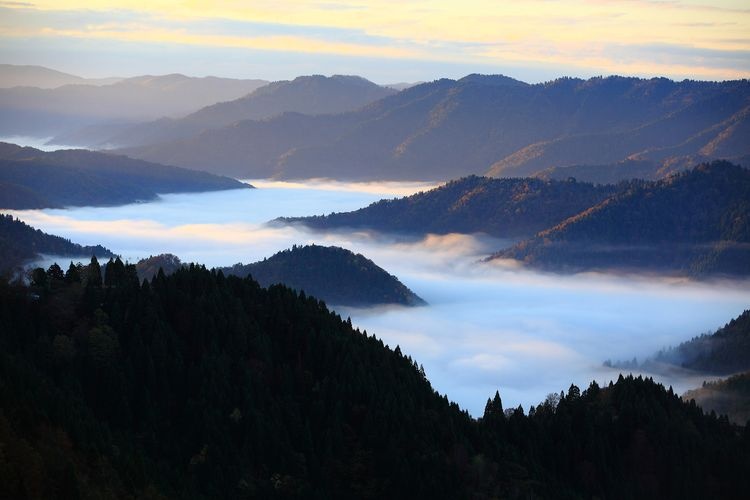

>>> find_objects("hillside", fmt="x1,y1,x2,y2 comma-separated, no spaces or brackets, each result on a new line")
51,74,395,149
0,73,267,138
494,161,750,276
0,262,747,498
0,143,250,209
120,75,750,181
648,309,750,375
0,214,115,275
222,244,425,307
684,373,750,425
279,176,616,239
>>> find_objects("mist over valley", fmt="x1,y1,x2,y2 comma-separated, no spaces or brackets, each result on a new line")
2,5,750,489
8,180,748,416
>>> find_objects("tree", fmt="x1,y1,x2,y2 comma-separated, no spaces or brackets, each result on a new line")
46,263,64,284
87,256,102,288
65,261,81,283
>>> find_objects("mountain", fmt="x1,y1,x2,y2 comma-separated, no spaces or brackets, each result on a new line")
221,244,425,307
0,73,268,138
279,175,617,238
120,75,750,181
0,142,250,209
0,64,121,89
52,74,395,149
494,161,750,276
0,214,115,275
683,373,750,425
134,253,184,281
1,262,747,498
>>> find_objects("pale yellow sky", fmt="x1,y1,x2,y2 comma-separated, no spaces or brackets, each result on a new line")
1,0,748,81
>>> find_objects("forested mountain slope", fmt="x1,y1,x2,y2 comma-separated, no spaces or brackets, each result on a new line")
0,214,114,275
683,373,750,425
495,161,750,276
0,262,747,498
0,143,249,209
221,244,425,307
279,176,616,239
622,309,750,376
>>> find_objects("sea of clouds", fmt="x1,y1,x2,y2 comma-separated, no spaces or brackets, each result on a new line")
10,180,749,416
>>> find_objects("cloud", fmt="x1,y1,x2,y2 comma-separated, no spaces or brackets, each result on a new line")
1,1,749,81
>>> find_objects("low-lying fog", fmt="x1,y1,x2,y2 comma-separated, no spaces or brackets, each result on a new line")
8,181,749,416
0,135,80,151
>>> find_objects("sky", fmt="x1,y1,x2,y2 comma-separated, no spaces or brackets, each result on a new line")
9,182,750,415
0,0,748,83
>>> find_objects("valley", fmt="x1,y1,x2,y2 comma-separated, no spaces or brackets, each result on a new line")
6,177,748,415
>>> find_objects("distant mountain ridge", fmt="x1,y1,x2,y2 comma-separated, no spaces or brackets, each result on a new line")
0,72,268,138
119,75,750,182
0,64,122,89
221,244,425,307
0,142,250,209
68,74,395,149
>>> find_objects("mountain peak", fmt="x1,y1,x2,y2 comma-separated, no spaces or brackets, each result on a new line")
457,73,528,87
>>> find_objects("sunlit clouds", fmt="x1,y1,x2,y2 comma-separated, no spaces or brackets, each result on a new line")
1,0,748,81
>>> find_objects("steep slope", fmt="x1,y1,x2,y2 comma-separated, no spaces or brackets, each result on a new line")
121,75,750,181
0,142,250,209
495,161,750,276
222,244,425,307
56,75,395,148
279,175,617,239
0,266,747,498
0,73,268,137
0,214,114,275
